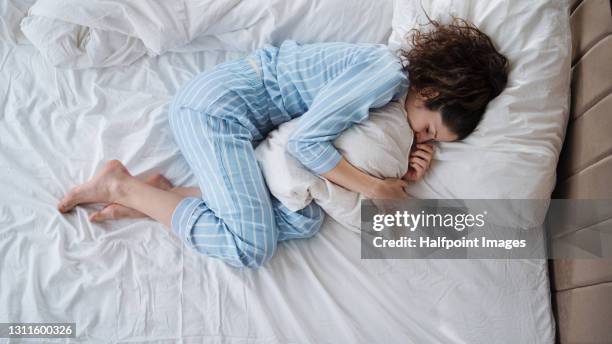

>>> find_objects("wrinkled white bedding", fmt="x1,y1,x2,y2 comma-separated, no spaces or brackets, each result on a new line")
19,0,395,69
0,0,556,342
19,0,250,68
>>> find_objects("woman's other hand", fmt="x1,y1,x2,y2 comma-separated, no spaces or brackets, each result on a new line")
403,143,434,182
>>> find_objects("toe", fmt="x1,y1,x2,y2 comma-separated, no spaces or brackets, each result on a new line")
90,206,116,222
89,211,102,222
58,192,79,213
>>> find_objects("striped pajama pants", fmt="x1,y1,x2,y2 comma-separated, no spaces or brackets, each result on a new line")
167,53,325,268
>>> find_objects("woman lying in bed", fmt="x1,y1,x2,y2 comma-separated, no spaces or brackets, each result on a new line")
57,17,508,268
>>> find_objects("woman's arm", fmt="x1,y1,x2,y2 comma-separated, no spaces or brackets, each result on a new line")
321,157,409,200
286,48,406,176
283,47,409,199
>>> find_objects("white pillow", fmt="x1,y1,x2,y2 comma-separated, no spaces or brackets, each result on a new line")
254,99,414,232
389,0,571,199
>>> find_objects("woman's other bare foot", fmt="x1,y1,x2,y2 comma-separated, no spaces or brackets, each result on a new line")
57,160,131,213
89,173,173,222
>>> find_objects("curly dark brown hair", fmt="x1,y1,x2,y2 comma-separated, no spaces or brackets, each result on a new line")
398,16,509,140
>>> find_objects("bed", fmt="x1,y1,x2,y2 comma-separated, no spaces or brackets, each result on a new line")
0,0,572,342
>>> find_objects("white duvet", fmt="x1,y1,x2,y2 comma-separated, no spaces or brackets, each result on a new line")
18,0,394,68
0,0,567,342
19,0,250,68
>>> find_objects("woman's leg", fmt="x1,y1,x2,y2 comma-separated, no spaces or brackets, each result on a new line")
57,160,185,228
89,173,170,221
58,55,324,267
165,105,279,267
89,171,201,222
90,183,202,222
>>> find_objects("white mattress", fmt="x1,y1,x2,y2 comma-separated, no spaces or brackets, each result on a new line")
0,0,555,342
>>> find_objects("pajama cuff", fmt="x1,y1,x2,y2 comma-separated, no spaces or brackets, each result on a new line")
306,148,343,175
170,196,202,240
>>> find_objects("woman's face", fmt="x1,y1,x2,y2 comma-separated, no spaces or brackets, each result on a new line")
404,87,459,143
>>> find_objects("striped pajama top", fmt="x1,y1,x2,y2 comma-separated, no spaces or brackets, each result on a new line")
251,40,410,175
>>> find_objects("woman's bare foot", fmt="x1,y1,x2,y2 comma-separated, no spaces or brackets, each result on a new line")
89,174,173,222
57,160,131,214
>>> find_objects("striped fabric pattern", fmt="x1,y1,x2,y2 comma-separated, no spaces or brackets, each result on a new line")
258,40,410,174
167,40,408,267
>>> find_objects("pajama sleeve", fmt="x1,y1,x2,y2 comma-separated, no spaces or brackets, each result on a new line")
285,49,408,175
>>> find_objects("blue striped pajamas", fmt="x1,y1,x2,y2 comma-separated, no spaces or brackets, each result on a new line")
168,40,409,268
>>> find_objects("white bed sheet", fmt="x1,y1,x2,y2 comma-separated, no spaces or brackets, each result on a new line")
0,0,554,342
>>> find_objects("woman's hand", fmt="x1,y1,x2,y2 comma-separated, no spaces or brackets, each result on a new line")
403,143,434,182
367,177,409,200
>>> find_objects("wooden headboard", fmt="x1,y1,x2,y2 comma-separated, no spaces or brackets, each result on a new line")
550,0,612,342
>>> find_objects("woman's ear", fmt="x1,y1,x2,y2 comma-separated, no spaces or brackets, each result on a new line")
417,87,440,100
